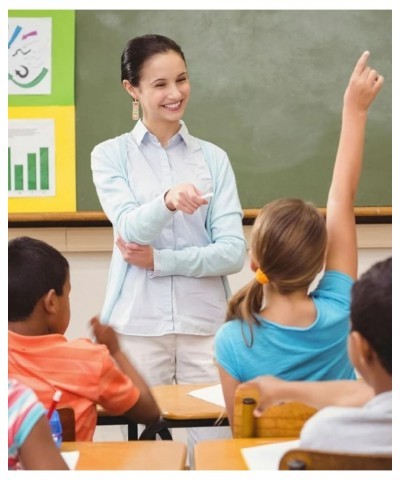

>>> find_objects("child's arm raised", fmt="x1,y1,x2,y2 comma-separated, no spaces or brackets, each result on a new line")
326,51,384,278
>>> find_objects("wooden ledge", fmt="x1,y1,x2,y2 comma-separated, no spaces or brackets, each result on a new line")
8,206,392,226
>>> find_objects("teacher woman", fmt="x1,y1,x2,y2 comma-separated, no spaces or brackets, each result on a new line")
91,34,246,452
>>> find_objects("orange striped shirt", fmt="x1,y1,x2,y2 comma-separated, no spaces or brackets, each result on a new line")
8,331,139,441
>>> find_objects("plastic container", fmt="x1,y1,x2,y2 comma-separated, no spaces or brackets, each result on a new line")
48,410,63,447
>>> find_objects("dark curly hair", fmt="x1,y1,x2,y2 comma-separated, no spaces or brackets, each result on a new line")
8,237,69,321
351,257,392,375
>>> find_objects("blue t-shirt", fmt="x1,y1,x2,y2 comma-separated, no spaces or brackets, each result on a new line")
215,271,356,382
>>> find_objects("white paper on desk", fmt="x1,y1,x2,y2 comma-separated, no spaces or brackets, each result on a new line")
187,384,226,407
61,451,80,470
241,439,300,470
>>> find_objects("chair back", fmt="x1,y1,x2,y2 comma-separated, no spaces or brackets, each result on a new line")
279,448,392,470
233,386,316,438
57,407,76,441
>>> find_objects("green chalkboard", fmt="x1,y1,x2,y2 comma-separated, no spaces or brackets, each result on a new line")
76,10,391,211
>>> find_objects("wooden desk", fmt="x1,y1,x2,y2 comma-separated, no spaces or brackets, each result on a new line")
194,438,297,470
139,384,228,440
61,441,187,470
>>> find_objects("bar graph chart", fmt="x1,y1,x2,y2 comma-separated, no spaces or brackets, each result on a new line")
8,119,55,197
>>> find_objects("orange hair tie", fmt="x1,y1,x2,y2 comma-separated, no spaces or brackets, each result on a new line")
255,268,269,285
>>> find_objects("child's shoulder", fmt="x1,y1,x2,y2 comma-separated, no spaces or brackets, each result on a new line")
215,318,254,346
300,403,362,443
217,318,246,333
311,269,354,301
315,269,354,287
66,337,109,356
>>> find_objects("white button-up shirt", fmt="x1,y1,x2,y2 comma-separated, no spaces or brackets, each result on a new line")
92,120,246,336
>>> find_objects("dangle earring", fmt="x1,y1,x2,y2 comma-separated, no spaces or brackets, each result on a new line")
132,98,140,121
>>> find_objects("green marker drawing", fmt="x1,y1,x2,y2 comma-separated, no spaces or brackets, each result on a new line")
9,67,48,88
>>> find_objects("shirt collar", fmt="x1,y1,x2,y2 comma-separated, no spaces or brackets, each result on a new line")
131,119,149,145
131,119,193,147
177,121,192,146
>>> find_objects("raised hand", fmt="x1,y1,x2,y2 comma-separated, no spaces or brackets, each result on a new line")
344,51,384,113
90,316,120,355
325,50,384,279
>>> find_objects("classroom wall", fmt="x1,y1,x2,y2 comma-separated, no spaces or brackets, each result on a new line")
8,225,392,341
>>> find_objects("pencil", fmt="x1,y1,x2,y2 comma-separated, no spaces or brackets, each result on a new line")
46,390,62,419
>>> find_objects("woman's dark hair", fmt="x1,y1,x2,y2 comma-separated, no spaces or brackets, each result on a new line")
351,257,392,375
121,34,186,86
8,236,69,322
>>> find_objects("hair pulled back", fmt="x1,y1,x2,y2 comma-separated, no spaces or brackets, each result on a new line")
121,34,186,86
227,199,327,329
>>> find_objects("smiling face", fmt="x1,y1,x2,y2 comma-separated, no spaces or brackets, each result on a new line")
124,50,190,131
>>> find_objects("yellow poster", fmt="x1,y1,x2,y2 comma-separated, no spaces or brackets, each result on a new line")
8,106,76,213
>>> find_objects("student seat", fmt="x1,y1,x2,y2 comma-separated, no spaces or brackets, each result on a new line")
57,407,76,441
279,448,392,470
233,386,316,438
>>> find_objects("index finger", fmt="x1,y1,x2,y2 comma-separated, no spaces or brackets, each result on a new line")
353,50,370,75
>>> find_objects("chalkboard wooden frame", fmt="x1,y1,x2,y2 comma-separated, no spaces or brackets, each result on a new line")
8,206,393,228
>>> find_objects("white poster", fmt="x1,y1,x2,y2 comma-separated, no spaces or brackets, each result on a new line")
8,119,56,197
8,18,52,95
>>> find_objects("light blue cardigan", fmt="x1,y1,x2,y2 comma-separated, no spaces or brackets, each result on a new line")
91,133,246,323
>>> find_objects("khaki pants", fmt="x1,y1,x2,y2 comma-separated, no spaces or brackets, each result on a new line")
117,333,231,467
